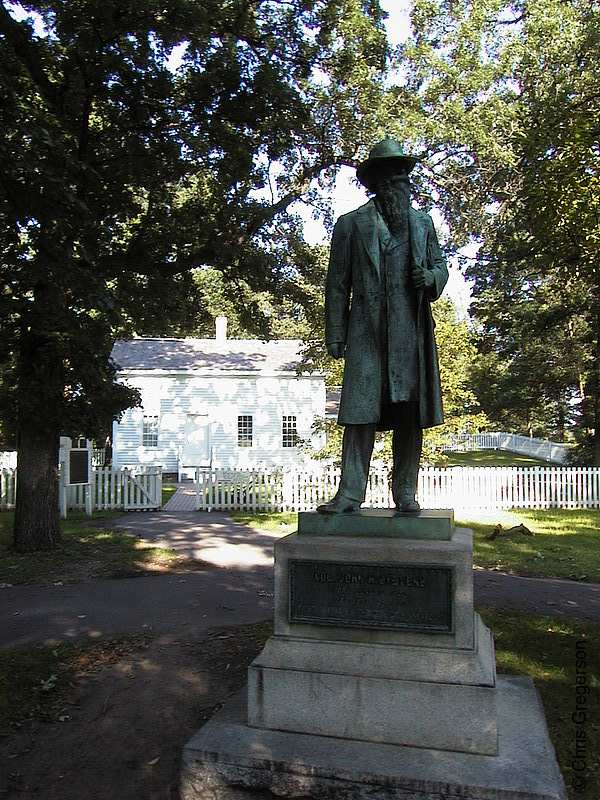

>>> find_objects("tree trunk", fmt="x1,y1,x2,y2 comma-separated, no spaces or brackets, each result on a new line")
13,280,65,552
14,426,61,552
594,309,600,466
556,395,565,443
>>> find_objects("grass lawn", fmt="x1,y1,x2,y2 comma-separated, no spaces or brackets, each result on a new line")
441,448,554,466
464,508,600,582
0,511,193,585
232,507,600,583
162,482,178,506
478,608,600,800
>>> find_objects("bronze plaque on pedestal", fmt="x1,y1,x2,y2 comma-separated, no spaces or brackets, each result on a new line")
289,560,453,633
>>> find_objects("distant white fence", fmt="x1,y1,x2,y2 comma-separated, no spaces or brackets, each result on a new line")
194,465,600,512
0,467,162,512
92,448,107,467
443,433,569,464
418,466,600,510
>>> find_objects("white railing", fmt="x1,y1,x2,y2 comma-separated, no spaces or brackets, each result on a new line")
92,448,106,467
443,433,569,464
0,467,162,512
194,465,600,512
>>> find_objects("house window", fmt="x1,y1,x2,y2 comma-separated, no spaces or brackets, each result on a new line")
237,415,253,447
142,415,159,447
282,415,298,447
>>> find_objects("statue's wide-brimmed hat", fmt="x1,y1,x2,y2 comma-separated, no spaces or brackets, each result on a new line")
356,139,418,190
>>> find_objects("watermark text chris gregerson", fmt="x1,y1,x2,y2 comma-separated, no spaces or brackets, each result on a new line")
571,638,589,793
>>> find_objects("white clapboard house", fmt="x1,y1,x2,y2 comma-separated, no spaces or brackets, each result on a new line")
110,318,326,477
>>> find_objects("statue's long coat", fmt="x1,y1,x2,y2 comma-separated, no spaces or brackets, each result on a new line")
325,200,448,429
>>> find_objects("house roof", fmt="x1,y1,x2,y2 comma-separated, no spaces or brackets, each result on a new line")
111,337,313,375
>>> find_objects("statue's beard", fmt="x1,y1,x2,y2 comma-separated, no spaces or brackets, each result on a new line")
376,181,410,236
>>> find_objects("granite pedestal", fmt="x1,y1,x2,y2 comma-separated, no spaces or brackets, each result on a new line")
180,509,567,800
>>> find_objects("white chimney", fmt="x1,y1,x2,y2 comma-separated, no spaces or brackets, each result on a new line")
215,316,227,342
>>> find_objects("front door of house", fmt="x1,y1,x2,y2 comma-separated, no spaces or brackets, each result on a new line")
182,414,210,465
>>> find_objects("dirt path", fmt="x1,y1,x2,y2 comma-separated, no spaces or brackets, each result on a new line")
0,624,270,800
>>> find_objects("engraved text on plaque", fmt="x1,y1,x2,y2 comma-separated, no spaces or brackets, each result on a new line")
289,560,453,633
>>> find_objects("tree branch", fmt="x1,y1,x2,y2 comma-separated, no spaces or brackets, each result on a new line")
0,4,58,110
244,157,354,237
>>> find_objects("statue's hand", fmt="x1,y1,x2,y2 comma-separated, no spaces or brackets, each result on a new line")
327,341,345,359
412,267,435,290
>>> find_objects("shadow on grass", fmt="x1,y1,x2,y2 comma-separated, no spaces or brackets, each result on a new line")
479,608,600,800
0,621,272,799
0,511,195,585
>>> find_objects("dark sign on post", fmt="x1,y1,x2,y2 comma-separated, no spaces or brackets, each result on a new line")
69,449,89,485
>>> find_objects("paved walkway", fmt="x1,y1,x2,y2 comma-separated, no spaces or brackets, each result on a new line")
1,511,277,648
163,482,196,512
1,505,599,649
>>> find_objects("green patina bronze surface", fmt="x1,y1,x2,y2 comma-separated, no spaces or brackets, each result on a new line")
298,509,454,540
318,139,449,516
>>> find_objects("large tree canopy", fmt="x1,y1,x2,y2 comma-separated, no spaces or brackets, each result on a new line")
399,0,600,461
0,0,394,550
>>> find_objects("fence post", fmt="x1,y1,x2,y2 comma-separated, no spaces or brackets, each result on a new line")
58,465,68,518
1,467,16,510
85,483,92,516
195,467,201,511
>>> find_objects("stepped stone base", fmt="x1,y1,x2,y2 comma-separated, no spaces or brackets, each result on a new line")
247,613,497,754
248,524,498,755
180,511,566,800
180,678,567,800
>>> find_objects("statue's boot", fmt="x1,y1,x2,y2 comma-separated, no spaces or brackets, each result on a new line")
316,494,360,514
396,497,421,514
317,423,376,514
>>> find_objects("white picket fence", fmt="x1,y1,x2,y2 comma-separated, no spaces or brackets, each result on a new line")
443,432,569,464
65,467,162,512
3,464,600,513
195,466,341,512
194,465,600,512
1,468,16,509
418,466,600,510
0,467,162,512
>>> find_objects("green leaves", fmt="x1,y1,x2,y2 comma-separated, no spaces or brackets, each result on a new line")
399,0,600,459
0,0,399,547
